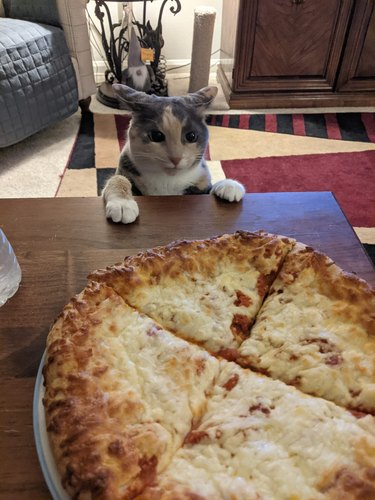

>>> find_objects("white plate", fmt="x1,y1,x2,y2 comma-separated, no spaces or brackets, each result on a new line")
33,351,69,500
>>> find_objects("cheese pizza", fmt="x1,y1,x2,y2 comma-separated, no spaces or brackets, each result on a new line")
237,244,375,413
141,363,375,500
89,231,295,356
43,283,219,498
42,231,375,499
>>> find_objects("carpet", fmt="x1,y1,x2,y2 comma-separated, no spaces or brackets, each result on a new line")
222,150,375,228
0,111,81,198
207,112,375,142
56,110,375,261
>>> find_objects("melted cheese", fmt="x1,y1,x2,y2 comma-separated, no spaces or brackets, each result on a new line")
146,363,375,499
44,284,219,498
44,236,375,499
90,232,295,353
238,246,375,411
127,266,261,352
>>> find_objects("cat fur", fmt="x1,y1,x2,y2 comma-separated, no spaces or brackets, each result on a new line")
103,84,245,224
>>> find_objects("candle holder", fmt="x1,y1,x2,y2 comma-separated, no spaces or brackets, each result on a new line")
93,0,182,107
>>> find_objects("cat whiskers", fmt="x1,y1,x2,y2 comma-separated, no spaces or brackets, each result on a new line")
194,154,204,164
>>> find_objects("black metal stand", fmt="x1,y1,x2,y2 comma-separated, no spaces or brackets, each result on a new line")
97,81,120,108
94,0,182,107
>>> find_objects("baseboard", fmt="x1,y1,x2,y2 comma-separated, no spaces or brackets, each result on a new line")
93,61,107,85
93,59,220,84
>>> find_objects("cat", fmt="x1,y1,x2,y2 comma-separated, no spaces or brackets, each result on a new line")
103,84,245,224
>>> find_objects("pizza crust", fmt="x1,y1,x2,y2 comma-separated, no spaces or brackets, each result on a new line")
43,232,375,499
237,244,375,412
43,283,219,498
89,231,295,354
139,363,375,500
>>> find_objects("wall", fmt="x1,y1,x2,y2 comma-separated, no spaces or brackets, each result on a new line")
86,0,223,78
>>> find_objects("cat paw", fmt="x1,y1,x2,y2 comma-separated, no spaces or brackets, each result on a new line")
211,179,245,202
106,198,139,224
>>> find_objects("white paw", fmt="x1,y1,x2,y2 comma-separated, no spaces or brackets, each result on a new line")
106,198,139,224
210,179,245,202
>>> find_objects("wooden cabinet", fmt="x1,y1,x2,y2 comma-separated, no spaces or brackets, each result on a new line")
336,0,375,91
218,0,375,108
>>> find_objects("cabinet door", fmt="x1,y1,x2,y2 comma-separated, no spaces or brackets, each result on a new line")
233,0,353,92
336,0,375,92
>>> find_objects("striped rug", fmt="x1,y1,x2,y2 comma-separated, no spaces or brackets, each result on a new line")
207,113,375,142
56,111,375,260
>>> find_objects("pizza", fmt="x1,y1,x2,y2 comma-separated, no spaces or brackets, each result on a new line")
43,283,219,498
237,243,375,413
140,363,375,500
42,231,375,500
88,231,295,355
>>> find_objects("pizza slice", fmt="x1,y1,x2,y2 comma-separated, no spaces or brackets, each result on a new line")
43,283,220,499
89,231,295,357
237,244,375,413
139,362,375,500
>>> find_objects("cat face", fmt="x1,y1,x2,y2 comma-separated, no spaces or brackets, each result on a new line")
112,85,217,174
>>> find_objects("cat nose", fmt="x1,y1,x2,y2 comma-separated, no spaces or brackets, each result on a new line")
169,156,181,167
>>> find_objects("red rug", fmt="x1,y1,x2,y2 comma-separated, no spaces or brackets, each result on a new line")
61,112,375,231
222,150,375,228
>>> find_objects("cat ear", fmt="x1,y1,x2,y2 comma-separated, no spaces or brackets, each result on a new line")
185,86,218,112
112,83,155,112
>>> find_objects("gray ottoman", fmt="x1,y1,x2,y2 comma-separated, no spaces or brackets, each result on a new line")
0,18,78,147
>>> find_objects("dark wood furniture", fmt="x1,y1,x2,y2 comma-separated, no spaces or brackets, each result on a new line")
218,0,375,108
0,193,374,499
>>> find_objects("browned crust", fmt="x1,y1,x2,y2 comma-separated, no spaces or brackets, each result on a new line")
88,231,295,296
87,231,295,355
43,284,166,499
320,466,375,499
43,232,375,499
271,243,375,333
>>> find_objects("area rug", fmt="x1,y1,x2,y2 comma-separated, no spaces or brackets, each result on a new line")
0,111,81,198
56,111,375,259
207,112,375,142
222,150,375,228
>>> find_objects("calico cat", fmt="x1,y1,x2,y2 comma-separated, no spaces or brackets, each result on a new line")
103,84,245,224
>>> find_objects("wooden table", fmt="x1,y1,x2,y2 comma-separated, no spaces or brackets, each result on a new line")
0,192,374,499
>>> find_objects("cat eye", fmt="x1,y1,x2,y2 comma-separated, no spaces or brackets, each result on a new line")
148,130,165,142
185,131,198,143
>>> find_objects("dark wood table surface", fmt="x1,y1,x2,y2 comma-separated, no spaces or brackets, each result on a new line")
0,192,374,499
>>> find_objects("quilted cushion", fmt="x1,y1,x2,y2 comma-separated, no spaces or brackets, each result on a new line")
0,18,78,147
8,0,61,27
